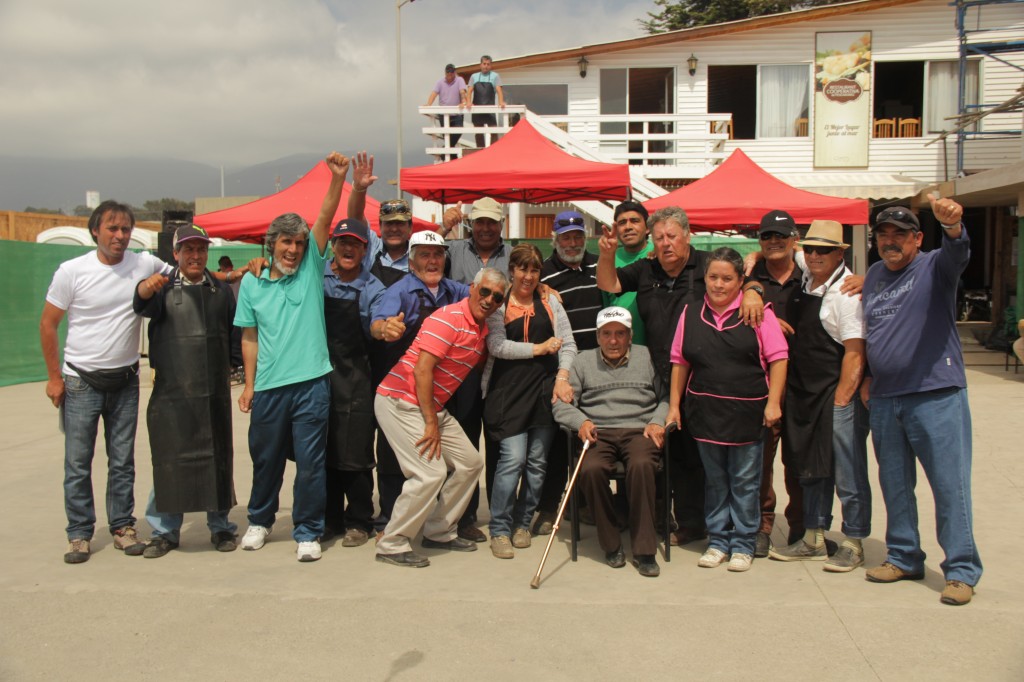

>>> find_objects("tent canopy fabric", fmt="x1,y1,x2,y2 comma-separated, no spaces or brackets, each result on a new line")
196,161,435,243
400,119,632,204
644,149,869,229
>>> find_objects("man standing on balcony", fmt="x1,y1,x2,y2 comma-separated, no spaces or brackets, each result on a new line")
425,64,468,161
466,55,505,148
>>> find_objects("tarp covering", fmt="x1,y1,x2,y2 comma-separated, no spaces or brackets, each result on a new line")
644,149,869,229
196,161,435,243
400,119,632,204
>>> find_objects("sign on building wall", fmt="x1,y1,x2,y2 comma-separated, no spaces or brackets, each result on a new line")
813,31,871,168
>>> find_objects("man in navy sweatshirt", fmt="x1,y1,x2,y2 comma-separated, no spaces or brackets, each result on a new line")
861,193,980,606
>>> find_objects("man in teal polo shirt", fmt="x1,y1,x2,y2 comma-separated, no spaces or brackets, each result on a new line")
603,200,653,345
234,152,350,563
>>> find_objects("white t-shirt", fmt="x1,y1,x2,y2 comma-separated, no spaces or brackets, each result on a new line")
795,251,865,344
46,250,171,374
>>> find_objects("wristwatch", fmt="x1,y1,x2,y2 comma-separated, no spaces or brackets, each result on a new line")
747,283,765,297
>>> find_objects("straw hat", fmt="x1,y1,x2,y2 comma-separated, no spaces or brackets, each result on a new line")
798,220,849,249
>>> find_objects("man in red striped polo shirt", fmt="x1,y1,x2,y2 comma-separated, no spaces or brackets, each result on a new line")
374,266,509,568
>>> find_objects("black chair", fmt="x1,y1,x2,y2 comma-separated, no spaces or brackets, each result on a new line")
563,423,675,563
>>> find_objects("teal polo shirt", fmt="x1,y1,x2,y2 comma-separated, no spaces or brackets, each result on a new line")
604,241,653,345
234,239,332,391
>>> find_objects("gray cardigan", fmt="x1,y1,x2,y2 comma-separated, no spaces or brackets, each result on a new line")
552,345,668,432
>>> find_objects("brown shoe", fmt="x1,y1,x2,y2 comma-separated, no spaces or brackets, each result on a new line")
511,528,532,549
865,561,925,583
941,580,974,606
64,538,91,564
670,527,708,547
112,526,146,556
457,525,487,543
341,528,370,548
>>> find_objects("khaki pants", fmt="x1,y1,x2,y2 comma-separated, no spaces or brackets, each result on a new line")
374,395,482,555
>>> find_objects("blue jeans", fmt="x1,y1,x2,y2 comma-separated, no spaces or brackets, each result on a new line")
144,489,236,544
801,400,872,538
488,427,555,538
247,376,329,542
62,373,140,540
870,387,982,585
697,441,763,556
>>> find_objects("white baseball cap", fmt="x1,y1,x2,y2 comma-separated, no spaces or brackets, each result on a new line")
596,306,632,330
409,230,449,249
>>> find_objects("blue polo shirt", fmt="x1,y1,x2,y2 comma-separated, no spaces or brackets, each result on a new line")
371,273,469,333
322,261,387,338
235,240,332,391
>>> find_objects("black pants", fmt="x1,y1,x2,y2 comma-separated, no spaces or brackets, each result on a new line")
669,426,706,532
446,370,483,528
472,112,498,148
325,468,374,533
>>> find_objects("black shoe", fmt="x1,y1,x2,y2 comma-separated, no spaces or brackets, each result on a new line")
605,547,626,569
376,551,430,568
457,525,487,543
320,525,338,543
211,531,237,552
754,531,772,558
422,536,478,552
825,538,839,557
633,554,660,577
143,536,179,559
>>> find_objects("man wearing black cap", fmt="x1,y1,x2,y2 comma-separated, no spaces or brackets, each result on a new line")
861,193,981,606
603,200,653,345
133,224,238,558
321,218,386,548
426,64,468,160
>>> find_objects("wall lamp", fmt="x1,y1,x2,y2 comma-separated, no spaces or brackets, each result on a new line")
687,54,698,77
578,55,589,79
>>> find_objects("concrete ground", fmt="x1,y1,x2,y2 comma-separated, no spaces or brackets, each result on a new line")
1,355,1022,681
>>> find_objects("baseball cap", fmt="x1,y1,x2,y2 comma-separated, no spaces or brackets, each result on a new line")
331,218,369,243
409,230,449,250
379,199,412,223
596,306,632,330
445,63,456,73
759,210,796,237
553,211,586,234
469,197,503,222
874,206,920,232
173,224,211,250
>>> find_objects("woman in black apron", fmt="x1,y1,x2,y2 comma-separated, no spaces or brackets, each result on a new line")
666,248,789,573
482,244,576,559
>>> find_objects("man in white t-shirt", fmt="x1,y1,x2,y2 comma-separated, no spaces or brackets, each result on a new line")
40,200,172,564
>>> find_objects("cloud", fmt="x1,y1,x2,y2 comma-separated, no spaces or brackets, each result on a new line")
0,0,650,167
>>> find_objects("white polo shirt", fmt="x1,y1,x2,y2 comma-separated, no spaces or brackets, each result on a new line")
795,251,865,345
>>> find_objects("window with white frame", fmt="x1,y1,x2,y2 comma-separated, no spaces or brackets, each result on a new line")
708,64,810,139
873,60,981,136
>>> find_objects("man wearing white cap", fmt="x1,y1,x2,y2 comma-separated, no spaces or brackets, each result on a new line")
552,307,669,578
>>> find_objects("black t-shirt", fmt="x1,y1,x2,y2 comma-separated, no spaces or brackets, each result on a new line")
541,251,602,351
750,258,802,324
617,249,709,376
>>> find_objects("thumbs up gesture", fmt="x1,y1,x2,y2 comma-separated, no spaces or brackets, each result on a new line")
383,311,407,342
927,192,962,227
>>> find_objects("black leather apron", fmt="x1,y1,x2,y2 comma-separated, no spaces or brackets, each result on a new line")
147,271,235,513
370,253,407,288
324,291,375,471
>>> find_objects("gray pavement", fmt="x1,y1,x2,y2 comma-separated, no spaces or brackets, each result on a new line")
1,360,1022,681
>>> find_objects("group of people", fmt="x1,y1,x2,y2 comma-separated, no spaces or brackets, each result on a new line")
42,150,981,606
425,56,505,156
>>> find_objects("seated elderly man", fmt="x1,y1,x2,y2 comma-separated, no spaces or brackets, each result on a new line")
552,307,668,578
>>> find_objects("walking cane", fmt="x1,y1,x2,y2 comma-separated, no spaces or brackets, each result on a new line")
530,438,591,589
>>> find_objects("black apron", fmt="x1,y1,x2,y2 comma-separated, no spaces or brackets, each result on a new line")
147,272,235,513
324,291,375,471
638,263,700,378
682,301,768,444
482,291,558,441
473,77,496,106
370,290,438,476
782,289,844,478
370,253,407,288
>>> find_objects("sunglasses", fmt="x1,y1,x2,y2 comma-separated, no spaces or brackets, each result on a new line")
759,232,790,241
477,286,505,305
877,207,911,222
803,245,837,255
380,201,410,216
556,216,585,227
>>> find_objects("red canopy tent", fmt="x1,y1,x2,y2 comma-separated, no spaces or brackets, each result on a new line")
400,119,632,204
196,161,435,243
644,149,868,229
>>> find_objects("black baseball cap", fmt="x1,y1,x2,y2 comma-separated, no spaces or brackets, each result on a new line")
331,218,369,243
759,210,796,237
445,64,456,73
874,206,920,232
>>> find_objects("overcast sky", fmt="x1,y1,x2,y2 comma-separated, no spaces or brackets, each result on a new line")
0,0,651,169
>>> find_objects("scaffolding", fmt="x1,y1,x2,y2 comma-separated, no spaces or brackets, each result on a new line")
954,0,1024,174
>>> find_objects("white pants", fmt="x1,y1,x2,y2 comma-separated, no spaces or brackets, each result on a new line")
374,395,482,555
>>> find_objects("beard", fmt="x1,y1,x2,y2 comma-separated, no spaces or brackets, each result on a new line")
555,242,584,265
273,261,299,277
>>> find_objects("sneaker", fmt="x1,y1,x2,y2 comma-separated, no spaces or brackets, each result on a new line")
728,553,754,572
531,512,555,536
605,547,626,569
754,531,772,558
241,525,271,551
457,525,487,543
297,540,322,562
64,538,90,564
865,561,925,583
340,528,370,548
211,531,237,552
768,539,827,562
422,536,478,552
490,535,514,559
376,551,430,568
633,554,660,577
511,528,532,549
823,545,864,573
112,526,146,556
698,547,728,568
940,580,974,606
143,536,178,559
